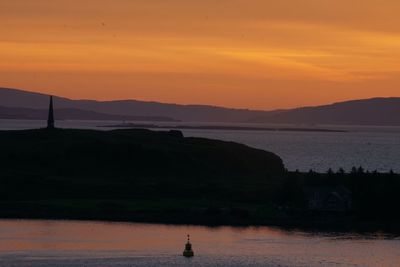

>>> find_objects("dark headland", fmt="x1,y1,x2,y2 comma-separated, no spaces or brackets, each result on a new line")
0,128,399,233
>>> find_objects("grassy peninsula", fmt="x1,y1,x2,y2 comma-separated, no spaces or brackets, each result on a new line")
0,128,399,232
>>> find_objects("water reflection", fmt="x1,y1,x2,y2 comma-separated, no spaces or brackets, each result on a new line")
0,219,399,267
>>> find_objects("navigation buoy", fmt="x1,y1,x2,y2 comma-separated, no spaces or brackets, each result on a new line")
183,234,194,257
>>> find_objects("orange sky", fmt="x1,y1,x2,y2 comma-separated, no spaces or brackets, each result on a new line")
1,0,400,110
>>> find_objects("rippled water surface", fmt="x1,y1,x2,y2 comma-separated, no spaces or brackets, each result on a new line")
1,119,400,172
0,220,399,267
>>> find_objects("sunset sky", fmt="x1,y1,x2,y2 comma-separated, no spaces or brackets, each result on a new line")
1,0,400,109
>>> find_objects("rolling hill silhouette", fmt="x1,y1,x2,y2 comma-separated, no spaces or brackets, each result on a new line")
0,105,177,122
1,87,400,125
0,87,266,122
248,98,400,126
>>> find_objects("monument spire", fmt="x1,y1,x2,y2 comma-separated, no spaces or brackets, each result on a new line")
47,96,55,129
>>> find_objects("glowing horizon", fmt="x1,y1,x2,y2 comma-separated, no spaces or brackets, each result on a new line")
1,0,400,109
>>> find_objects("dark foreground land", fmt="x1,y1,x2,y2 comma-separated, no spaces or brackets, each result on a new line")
0,128,399,232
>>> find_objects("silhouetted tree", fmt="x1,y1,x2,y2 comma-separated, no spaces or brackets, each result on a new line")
338,168,345,175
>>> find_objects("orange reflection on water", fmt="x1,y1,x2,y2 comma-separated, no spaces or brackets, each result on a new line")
0,219,399,267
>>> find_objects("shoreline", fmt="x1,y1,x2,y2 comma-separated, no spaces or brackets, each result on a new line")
1,213,399,235
0,199,399,235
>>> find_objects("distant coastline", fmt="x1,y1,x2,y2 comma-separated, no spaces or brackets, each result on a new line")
3,87,400,126
99,123,347,133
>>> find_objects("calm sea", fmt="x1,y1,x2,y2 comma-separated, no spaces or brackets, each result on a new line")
1,119,399,172
0,220,398,267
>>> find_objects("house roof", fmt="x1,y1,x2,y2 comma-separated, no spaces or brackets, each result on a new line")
304,185,352,201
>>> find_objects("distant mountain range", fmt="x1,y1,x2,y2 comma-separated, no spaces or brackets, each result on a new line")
0,87,266,122
0,106,177,122
1,87,400,125
247,98,400,126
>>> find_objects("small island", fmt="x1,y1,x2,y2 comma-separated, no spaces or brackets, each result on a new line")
99,122,347,133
